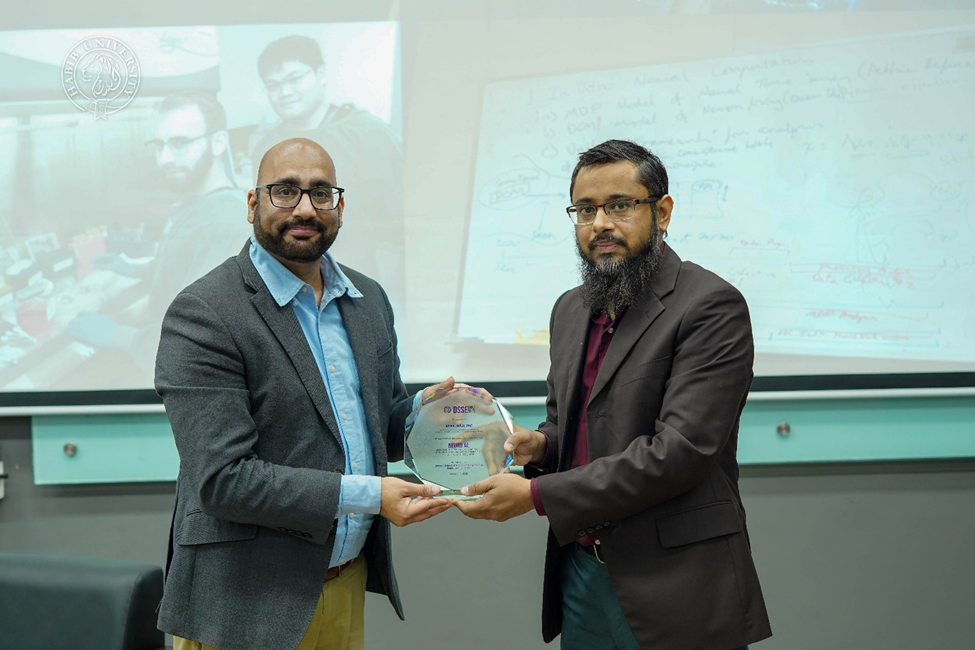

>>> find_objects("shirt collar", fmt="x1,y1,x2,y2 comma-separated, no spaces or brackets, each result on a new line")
249,235,362,307
591,305,626,326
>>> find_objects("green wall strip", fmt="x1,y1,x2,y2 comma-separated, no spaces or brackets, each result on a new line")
31,397,975,484
32,413,179,485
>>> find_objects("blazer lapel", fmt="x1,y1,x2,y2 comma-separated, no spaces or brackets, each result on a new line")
555,291,591,470
588,245,681,406
237,247,343,449
336,295,385,465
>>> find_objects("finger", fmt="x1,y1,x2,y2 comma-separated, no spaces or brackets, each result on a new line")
471,386,495,401
463,389,496,415
390,478,442,499
422,376,456,402
407,482,443,498
448,429,475,445
503,431,531,453
453,384,496,406
461,476,495,497
406,498,453,523
452,499,483,517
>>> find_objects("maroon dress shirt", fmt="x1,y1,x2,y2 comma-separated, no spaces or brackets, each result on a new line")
530,308,624,547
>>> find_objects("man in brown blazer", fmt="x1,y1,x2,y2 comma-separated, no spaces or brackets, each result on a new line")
457,139,772,650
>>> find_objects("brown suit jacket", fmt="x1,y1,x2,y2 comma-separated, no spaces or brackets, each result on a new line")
525,244,772,650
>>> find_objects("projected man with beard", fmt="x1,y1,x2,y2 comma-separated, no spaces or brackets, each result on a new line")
455,140,772,650
67,91,248,378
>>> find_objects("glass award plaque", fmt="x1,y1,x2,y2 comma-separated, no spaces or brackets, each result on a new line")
405,390,514,498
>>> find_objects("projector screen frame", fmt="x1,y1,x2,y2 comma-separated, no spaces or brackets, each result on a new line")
3,372,975,415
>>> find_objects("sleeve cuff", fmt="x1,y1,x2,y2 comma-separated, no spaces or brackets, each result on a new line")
530,477,546,516
528,430,556,473
404,390,424,431
337,474,382,516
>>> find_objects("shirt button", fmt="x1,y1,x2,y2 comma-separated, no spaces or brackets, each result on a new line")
608,327,614,333
329,365,336,373
352,462,358,470
292,300,298,306
350,513,355,519
342,413,348,420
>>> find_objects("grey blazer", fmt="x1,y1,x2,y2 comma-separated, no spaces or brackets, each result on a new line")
155,243,411,650
526,245,772,650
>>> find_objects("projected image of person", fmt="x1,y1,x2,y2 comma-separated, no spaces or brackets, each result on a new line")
67,91,248,375
455,140,772,650
250,35,404,302
156,138,469,650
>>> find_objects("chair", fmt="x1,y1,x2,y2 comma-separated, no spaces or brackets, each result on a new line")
0,552,164,650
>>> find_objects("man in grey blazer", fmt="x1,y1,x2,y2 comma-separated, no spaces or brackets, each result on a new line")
155,138,455,650
457,140,772,650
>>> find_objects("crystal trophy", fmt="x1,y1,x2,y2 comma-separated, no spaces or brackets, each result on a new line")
405,390,514,498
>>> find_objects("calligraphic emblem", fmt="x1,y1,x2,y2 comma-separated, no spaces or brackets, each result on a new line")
62,36,141,120
405,391,513,499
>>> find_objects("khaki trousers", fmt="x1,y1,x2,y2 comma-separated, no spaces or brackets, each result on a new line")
174,555,367,650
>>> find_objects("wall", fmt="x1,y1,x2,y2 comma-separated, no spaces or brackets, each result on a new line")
3,413,974,650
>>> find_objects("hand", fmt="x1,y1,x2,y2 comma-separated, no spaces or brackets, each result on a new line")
420,376,457,403
454,473,534,522
379,477,452,527
421,377,495,413
504,424,547,466
482,427,508,475
445,421,509,475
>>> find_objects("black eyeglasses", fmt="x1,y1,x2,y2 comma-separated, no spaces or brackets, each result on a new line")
566,197,659,226
256,184,344,211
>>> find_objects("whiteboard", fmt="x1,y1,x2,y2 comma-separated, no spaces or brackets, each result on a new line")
460,29,975,375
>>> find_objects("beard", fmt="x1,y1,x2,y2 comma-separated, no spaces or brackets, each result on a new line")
161,147,213,194
252,203,337,263
576,218,663,314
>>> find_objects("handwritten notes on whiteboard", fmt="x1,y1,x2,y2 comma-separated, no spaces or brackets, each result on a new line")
459,29,975,364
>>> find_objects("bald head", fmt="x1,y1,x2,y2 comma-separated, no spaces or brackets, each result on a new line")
256,138,336,187
247,137,344,269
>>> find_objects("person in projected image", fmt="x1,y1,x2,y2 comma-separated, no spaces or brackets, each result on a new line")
454,140,772,650
250,35,403,302
67,91,248,374
155,137,474,650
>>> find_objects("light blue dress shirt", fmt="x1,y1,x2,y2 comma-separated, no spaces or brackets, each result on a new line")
249,236,381,568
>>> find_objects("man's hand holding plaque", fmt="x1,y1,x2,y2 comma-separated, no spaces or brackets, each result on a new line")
406,380,513,499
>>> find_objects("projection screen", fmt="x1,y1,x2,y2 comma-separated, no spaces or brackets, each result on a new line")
1,1,974,407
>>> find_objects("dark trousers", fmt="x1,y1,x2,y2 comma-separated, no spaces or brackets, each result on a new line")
559,542,750,650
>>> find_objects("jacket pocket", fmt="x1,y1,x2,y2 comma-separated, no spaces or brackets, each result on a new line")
617,355,673,386
176,511,258,546
656,501,742,548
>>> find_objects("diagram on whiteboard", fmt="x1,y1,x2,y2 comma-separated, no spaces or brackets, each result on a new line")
458,29,975,363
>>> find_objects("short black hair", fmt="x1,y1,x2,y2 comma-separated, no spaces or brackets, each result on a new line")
156,91,227,133
258,35,324,80
570,139,668,200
